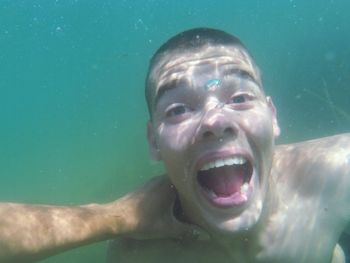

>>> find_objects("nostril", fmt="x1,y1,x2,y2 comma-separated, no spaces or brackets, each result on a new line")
224,127,235,136
202,131,213,138
201,127,235,140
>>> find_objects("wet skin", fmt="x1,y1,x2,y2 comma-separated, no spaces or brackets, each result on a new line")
107,45,350,262
147,45,280,236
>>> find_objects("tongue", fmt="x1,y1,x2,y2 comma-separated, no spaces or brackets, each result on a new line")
198,165,245,196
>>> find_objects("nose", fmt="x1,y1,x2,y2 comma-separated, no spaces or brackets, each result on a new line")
196,104,238,141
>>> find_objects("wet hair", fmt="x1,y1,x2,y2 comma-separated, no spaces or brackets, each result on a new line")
151,28,245,61
145,28,259,117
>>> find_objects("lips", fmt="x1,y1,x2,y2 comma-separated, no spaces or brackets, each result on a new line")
197,155,253,206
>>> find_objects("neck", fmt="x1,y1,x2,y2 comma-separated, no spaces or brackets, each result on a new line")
176,178,280,260
217,186,279,261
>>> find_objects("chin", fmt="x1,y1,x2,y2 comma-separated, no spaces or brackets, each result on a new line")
195,184,265,236
205,193,264,235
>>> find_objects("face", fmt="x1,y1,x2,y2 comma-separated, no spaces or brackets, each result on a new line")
147,44,280,236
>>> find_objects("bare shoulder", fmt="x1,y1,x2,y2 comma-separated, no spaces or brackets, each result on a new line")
273,133,350,207
276,133,350,153
274,133,350,173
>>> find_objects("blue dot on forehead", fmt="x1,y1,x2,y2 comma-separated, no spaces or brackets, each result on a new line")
205,79,221,92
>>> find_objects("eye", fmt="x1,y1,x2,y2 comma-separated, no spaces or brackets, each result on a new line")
166,104,191,118
229,93,255,109
231,94,246,104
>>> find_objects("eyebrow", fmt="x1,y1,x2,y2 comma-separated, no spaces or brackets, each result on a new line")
153,66,260,108
154,78,187,107
222,67,258,84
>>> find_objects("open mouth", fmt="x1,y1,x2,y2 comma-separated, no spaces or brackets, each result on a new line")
197,155,253,207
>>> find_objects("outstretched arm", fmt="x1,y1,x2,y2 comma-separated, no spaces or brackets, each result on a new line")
0,202,117,262
0,176,197,262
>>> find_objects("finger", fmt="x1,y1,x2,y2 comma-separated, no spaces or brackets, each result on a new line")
171,221,210,241
154,176,177,197
166,201,210,241
140,176,175,197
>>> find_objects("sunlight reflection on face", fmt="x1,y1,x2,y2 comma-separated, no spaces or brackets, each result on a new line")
147,42,278,237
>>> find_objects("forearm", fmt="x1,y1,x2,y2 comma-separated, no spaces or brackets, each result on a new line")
0,202,124,262
0,176,195,262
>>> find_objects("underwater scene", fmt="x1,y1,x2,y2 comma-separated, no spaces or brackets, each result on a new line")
0,0,349,262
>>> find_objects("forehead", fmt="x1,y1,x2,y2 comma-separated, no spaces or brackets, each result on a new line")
148,45,260,106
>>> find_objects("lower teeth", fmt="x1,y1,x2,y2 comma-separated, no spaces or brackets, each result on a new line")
207,188,217,198
240,183,249,194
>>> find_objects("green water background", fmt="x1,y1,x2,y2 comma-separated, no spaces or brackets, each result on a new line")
0,0,349,262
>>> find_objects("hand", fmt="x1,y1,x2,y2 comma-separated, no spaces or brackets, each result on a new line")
106,176,208,240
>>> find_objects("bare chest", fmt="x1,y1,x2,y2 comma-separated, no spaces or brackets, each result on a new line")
256,194,342,263
107,203,341,263
108,229,338,263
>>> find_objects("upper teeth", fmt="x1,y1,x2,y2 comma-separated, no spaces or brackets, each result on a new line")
200,156,247,171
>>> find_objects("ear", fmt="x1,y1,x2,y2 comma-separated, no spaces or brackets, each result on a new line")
147,121,161,161
266,96,280,138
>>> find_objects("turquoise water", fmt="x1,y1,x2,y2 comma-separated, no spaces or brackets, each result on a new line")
0,1,349,262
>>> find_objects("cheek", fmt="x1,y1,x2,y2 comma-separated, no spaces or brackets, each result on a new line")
156,123,197,186
242,111,275,151
241,111,275,187
157,122,195,154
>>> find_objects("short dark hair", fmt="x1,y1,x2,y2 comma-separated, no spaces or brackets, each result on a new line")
145,28,259,117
